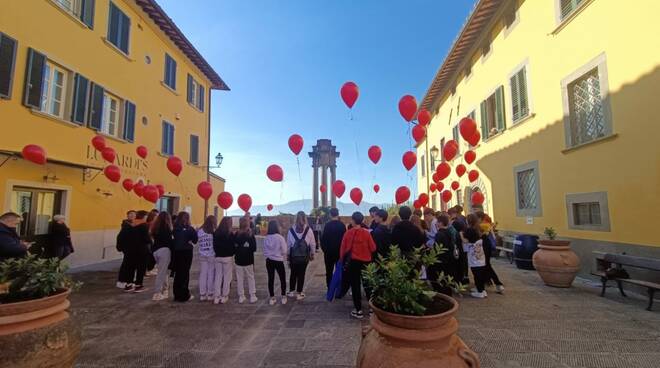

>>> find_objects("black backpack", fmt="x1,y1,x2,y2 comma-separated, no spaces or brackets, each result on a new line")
289,227,311,265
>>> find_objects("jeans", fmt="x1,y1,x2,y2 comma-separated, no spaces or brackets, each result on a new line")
289,262,308,293
235,264,256,298
348,260,371,312
266,258,286,297
213,256,233,298
324,254,338,289
153,247,171,294
173,249,193,302
199,255,215,297
471,266,488,292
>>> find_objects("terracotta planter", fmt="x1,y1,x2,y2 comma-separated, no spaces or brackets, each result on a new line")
532,240,580,287
357,294,480,368
0,289,81,367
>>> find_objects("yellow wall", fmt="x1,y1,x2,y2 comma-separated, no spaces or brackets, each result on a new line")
0,0,225,265
418,0,660,247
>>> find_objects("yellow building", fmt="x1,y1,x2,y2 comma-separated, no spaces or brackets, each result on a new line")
417,0,660,271
0,0,228,267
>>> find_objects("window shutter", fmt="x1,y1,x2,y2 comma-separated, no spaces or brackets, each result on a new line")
190,135,199,164
168,124,175,155
80,0,95,28
88,83,104,130
71,74,89,124
560,0,581,20
479,100,488,139
197,84,204,111
23,48,46,108
495,85,506,131
164,57,170,85
510,72,520,122
0,33,17,98
107,4,119,45
186,74,193,103
161,122,168,154
169,59,176,89
518,68,529,118
123,100,136,142
119,12,130,54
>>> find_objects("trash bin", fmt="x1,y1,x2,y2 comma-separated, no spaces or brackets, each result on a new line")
513,234,539,270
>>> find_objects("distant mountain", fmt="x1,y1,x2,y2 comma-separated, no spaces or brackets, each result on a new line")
227,199,390,216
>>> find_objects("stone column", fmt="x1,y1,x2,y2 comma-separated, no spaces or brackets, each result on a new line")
330,165,337,208
313,165,319,209
321,165,328,207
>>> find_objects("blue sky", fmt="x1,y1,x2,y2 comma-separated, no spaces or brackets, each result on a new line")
159,0,476,210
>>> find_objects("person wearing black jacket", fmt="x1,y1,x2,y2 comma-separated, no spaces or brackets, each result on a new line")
172,212,198,302
116,210,136,289
449,206,469,285
0,212,27,262
371,209,391,258
213,217,235,304
320,208,346,289
46,215,74,260
234,217,258,304
368,206,379,230
391,206,426,257
429,214,460,296
116,210,152,293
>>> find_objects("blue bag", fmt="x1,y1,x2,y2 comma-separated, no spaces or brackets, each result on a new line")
326,260,344,301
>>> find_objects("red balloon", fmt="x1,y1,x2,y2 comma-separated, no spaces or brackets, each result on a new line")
288,134,304,156
197,181,213,200
441,190,452,203
398,95,417,122
166,156,183,176
332,180,346,198
103,165,121,182
471,191,485,206
412,125,426,144
237,194,252,212
340,81,359,109
459,117,478,141
417,109,431,126
456,164,467,177
320,184,327,193
133,181,145,197
101,147,116,163
21,144,47,165
402,151,417,171
373,184,380,193
368,145,381,164
436,182,445,192
91,135,106,151
429,183,437,192
122,178,134,192
350,188,363,206
418,193,429,207
266,164,284,182
267,204,274,211
395,186,411,204
432,172,441,184
467,131,481,146
451,181,460,191
413,200,421,209
468,170,480,183
156,184,165,197
143,185,159,203
436,162,451,181
464,150,477,164
217,192,233,209
136,145,148,159
443,140,458,161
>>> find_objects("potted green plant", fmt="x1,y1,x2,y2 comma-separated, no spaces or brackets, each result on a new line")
532,227,580,287
0,255,81,367
358,246,480,368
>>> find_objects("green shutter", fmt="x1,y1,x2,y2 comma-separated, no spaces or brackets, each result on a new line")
0,33,17,99
71,74,89,124
88,83,104,130
80,0,95,28
480,100,488,139
518,68,529,119
190,135,199,164
186,74,193,103
510,72,520,122
123,100,136,142
197,84,204,111
560,0,583,20
23,48,46,108
495,85,506,131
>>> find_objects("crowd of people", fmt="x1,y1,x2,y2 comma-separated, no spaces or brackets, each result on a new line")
0,211,74,262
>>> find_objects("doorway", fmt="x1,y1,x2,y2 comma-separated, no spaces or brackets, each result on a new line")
10,187,64,243
156,195,179,215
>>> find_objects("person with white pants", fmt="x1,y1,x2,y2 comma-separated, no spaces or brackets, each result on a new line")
233,217,258,304
150,212,174,301
197,216,217,301
213,217,236,304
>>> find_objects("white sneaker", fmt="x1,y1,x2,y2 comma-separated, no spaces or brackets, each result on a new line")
188,295,195,302
146,270,158,276
116,281,127,289
496,285,505,294
221,296,229,304
281,296,288,305
213,297,221,305
269,297,277,305
296,292,306,301
152,293,164,301
249,295,258,304
470,291,488,299
287,291,296,298
200,295,208,301
238,296,246,304
161,290,169,299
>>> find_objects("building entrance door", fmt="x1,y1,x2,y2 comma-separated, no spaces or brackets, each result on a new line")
10,187,63,243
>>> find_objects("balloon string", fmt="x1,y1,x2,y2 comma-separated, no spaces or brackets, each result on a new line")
348,109,353,121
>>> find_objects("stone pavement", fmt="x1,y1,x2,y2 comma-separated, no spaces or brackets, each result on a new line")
70,243,659,368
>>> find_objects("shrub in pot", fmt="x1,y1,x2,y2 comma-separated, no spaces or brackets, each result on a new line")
532,227,580,287
358,245,480,368
0,255,81,367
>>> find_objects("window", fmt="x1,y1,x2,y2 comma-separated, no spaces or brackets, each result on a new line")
514,161,542,217
100,91,120,137
189,135,199,165
452,125,461,155
559,0,585,21
164,54,177,90
187,74,205,111
440,138,446,162
52,0,94,28
480,86,505,140
40,61,69,119
567,68,605,146
162,121,175,155
510,66,530,123
107,2,130,54
566,192,610,231
0,32,17,99
87,83,135,140
420,154,426,177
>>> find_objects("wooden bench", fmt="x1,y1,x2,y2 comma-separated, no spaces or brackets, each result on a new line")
495,236,516,264
592,252,660,311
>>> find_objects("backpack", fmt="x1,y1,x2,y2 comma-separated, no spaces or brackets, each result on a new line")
289,227,311,265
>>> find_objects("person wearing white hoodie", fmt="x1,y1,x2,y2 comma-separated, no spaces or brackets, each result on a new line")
197,216,216,301
263,220,288,305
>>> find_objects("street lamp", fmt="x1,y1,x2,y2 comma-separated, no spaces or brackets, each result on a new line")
214,152,224,168
430,145,440,160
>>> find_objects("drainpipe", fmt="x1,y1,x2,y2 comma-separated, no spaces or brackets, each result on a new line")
204,90,211,218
